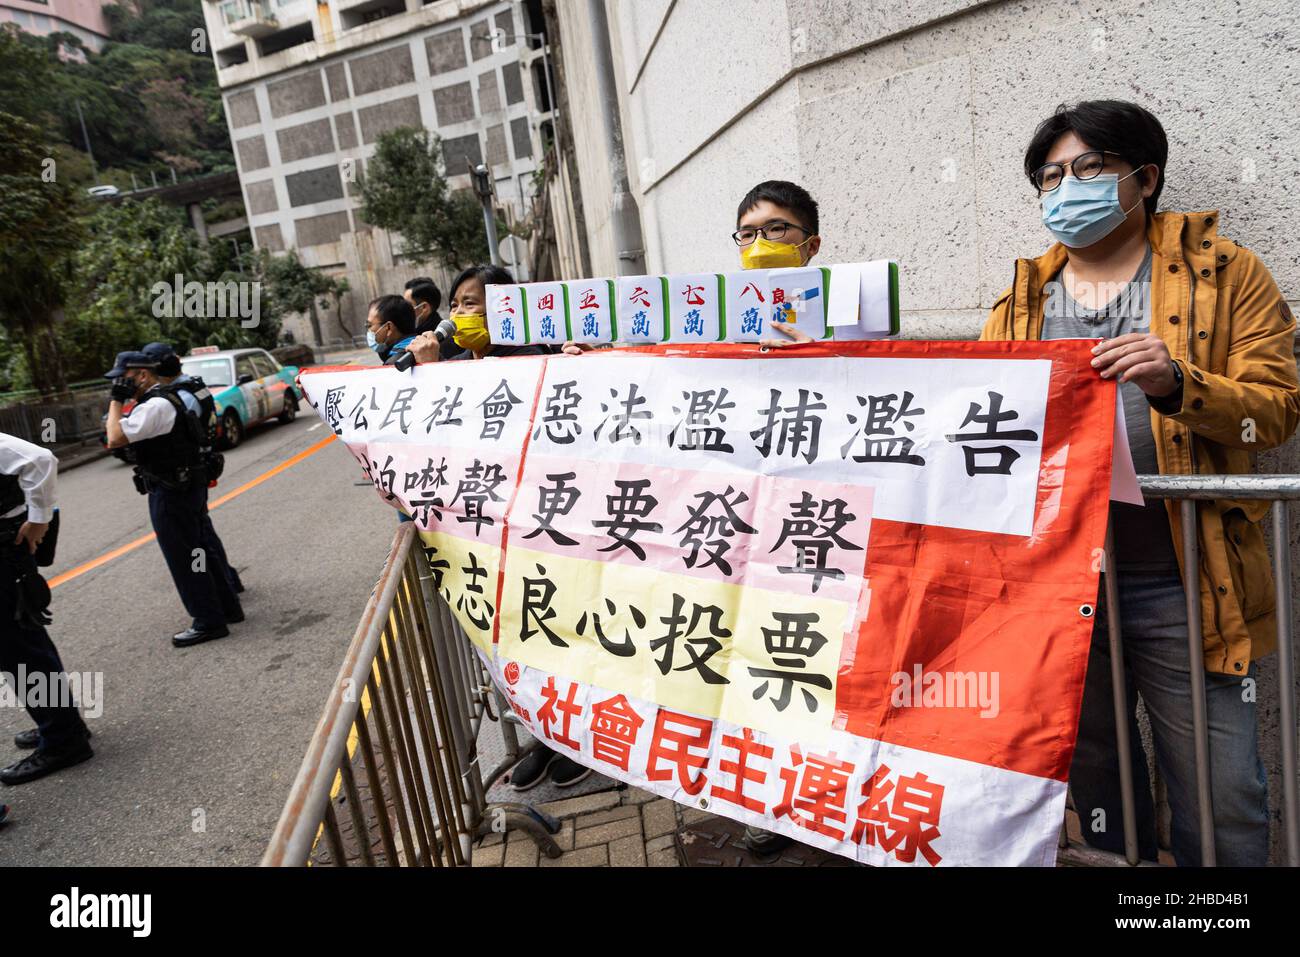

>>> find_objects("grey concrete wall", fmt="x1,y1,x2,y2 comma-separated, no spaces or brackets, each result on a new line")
560,0,1300,864
589,0,1299,337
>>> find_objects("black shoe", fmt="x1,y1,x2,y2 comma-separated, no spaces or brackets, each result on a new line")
172,625,230,648
0,803,8,825
508,747,557,791
0,741,94,785
549,755,592,788
740,828,793,860
15,726,91,750
225,609,245,624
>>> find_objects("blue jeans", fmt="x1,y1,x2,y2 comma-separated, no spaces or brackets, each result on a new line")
1069,572,1269,866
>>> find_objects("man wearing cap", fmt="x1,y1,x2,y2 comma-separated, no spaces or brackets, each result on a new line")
140,342,244,597
104,351,243,647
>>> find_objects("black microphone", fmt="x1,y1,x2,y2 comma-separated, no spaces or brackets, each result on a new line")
395,318,456,372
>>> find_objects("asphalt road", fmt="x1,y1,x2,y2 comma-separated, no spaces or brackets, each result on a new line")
0,354,396,865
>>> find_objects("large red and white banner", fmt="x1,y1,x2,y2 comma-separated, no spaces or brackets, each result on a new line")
301,340,1115,866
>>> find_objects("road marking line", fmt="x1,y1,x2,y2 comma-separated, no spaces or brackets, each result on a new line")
307,421,322,432
49,434,337,589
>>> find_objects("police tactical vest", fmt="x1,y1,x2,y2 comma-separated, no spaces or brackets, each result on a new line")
171,375,216,438
0,471,24,517
131,385,203,481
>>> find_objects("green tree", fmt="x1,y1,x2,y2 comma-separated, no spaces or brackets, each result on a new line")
360,127,502,269
256,250,350,345
58,199,296,382
0,111,85,395
0,5,233,188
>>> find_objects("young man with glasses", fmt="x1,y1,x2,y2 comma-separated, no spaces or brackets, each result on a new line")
982,99,1298,865
561,180,820,354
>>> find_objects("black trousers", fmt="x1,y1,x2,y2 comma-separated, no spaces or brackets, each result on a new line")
148,480,241,631
198,487,242,594
0,544,87,751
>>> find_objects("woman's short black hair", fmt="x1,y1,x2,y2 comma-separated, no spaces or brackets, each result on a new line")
403,276,442,316
736,180,820,235
1024,100,1168,215
368,293,417,336
449,264,516,304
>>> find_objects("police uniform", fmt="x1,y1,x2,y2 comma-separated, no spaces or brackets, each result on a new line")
141,344,243,597
113,355,243,645
0,432,93,785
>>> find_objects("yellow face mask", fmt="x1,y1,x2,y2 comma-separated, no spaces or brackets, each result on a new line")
740,234,812,270
452,313,491,352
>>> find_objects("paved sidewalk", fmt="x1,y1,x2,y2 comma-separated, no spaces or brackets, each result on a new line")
473,786,688,867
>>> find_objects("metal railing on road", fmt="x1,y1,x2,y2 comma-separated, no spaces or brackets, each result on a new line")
0,383,112,448
262,523,561,866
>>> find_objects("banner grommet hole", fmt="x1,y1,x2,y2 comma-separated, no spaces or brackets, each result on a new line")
1079,604,1095,618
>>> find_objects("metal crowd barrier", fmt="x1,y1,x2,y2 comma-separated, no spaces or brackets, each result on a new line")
261,523,562,866
1062,474,1300,868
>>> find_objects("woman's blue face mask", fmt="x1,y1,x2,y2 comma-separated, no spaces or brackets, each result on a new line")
1040,166,1147,248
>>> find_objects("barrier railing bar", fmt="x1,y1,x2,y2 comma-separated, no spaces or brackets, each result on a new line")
391,578,459,864
374,635,437,865
392,590,460,868
365,668,415,865
322,802,348,868
338,757,375,867
261,525,415,866
400,577,470,865
410,554,487,842
1272,500,1300,867
392,614,447,865
1102,527,1141,865
1179,498,1217,866
414,557,483,811
1138,474,1300,500
354,707,399,866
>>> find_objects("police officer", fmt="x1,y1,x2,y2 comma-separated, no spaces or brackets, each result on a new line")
104,351,243,647
0,432,93,785
140,342,244,597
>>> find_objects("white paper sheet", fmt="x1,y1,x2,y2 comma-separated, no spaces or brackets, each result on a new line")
1110,388,1144,506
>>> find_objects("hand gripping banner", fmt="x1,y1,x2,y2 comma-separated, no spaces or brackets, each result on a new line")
300,340,1115,866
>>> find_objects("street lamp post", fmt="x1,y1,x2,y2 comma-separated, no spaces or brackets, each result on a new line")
471,163,501,266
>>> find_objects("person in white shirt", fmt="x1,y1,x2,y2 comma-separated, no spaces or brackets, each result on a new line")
140,342,244,597
0,432,93,786
104,351,243,648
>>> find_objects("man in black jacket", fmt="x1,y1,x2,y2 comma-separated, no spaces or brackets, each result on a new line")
404,276,464,361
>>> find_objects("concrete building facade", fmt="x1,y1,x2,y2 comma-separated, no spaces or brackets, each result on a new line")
200,0,559,342
0,0,111,50
554,0,1300,864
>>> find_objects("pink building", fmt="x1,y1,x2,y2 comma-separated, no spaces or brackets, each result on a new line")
0,0,111,51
